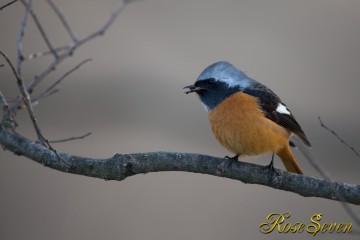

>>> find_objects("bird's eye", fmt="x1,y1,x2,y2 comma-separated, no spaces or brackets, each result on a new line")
207,79,216,86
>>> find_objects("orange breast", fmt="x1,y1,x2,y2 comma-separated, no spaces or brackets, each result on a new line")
208,92,290,157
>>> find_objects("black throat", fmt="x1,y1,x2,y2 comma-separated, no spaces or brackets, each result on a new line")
197,82,241,111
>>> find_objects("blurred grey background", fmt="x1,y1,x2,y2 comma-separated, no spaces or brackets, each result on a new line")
1,0,360,239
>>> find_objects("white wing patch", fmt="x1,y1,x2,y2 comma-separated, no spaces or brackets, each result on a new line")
276,103,291,115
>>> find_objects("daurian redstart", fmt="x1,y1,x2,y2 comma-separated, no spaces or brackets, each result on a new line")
184,61,311,174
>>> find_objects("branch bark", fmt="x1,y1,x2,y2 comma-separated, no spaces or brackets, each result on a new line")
1,125,359,206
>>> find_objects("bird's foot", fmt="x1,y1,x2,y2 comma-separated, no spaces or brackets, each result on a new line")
217,154,240,175
262,153,279,182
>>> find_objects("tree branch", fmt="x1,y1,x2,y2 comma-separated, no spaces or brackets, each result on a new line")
24,45,68,61
32,58,92,104
0,0,18,11
0,90,12,124
10,0,129,113
317,116,360,225
46,0,78,43
0,51,70,167
17,0,31,75
20,0,58,59
2,0,359,231
1,51,46,143
0,125,359,205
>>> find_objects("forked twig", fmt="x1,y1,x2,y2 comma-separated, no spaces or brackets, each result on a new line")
317,116,360,226
46,0,78,42
29,0,128,91
11,0,129,114
1,51,43,142
20,0,58,60
33,58,92,103
0,51,71,167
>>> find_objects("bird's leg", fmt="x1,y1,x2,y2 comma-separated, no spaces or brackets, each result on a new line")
263,153,278,181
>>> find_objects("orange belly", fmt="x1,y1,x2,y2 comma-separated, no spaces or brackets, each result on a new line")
208,92,291,157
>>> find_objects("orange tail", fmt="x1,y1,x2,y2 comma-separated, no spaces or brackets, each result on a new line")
276,145,303,174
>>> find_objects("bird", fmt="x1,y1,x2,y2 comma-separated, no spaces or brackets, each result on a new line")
184,61,311,175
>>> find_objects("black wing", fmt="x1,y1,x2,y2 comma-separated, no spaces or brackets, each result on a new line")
243,85,311,147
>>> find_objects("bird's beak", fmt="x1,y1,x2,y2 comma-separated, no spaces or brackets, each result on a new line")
183,85,204,94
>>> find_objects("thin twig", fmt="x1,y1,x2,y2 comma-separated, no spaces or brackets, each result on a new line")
73,0,128,47
12,0,32,115
318,116,360,158
11,0,129,113
34,58,92,102
0,51,71,167
20,0,58,60
294,130,360,226
317,116,360,225
31,89,59,107
46,0,78,42
17,0,32,75
24,45,69,61
0,0,18,11
1,51,42,142
49,132,91,143
0,90,12,123
0,64,4,68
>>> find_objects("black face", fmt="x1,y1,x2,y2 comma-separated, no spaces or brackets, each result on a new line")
188,78,240,110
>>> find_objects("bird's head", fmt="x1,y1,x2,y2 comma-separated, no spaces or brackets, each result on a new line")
184,61,253,111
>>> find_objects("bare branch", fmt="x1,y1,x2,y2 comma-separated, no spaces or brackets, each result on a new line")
34,58,92,103
317,116,360,225
20,0,58,59
0,126,359,205
32,0,128,89
1,51,42,142
31,89,58,107
0,90,12,124
17,0,32,75
2,1,360,229
0,51,70,167
24,45,69,61
46,0,78,42
319,116,360,158
11,0,32,113
11,0,129,113
0,63,4,68
74,0,128,48
294,125,360,226
0,0,18,11
49,132,92,143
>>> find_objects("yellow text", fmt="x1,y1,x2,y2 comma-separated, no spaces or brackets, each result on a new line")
259,212,352,236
